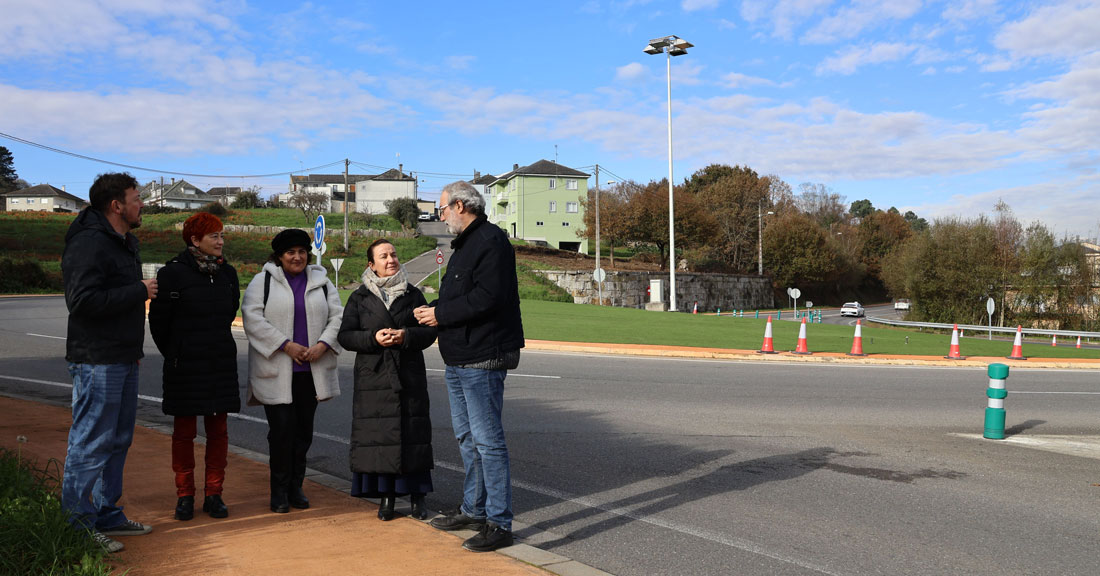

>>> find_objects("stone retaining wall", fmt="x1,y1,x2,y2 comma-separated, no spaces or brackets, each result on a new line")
538,269,774,311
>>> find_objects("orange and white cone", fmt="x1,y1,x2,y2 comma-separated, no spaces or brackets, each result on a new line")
1052,335,1057,347
1006,326,1026,360
944,324,966,359
757,316,777,354
793,317,811,355
692,301,698,315
1077,336,1082,349
847,319,866,356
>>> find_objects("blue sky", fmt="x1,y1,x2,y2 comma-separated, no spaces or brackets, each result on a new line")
2,0,1098,239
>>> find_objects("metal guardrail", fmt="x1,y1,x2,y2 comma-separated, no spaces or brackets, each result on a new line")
864,316,1100,339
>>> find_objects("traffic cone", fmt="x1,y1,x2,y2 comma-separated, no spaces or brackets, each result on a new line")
944,324,966,359
757,316,777,354
793,317,811,355
692,301,698,315
1077,336,1082,349
847,320,866,356
1006,326,1026,360
1052,335,1057,347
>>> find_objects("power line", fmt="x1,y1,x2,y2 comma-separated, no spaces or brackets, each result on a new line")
0,131,345,178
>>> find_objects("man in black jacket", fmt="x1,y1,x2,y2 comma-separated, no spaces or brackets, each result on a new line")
415,180,524,552
61,172,158,553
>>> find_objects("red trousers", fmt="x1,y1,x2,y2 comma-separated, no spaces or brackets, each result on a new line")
172,413,228,497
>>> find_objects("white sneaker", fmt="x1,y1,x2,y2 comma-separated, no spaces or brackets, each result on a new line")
92,530,124,553
99,519,153,536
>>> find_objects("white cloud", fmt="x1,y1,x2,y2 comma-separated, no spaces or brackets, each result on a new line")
802,0,923,44
718,18,738,30
816,43,918,75
446,55,476,70
722,72,777,88
941,0,1000,22
995,0,1100,60
682,0,721,10
616,62,648,82
740,0,834,40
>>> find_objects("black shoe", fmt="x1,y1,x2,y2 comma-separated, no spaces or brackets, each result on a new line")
289,486,310,510
377,495,396,521
203,495,228,518
463,524,514,552
270,492,290,514
409,494,428,521
174,496,194,521
429,509,486,531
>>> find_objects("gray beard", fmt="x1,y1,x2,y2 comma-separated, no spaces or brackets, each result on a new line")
446,220,463,235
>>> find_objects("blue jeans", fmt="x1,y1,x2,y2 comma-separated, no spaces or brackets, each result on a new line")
444,365,512,531
62,363,139,531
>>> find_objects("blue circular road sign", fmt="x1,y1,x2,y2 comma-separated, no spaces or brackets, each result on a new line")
313,215,325,250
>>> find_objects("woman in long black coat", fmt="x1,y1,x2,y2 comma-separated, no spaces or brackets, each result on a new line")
338,239,437,521
149,212,241,521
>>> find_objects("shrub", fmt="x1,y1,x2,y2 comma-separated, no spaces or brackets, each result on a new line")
0,259,63,293
0,448,113,576
198,202,229,217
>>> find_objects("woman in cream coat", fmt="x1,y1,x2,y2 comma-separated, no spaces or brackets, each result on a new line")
242,229,343,513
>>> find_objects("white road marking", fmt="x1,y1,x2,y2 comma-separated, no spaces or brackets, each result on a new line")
426,368,561,379
27,333,66,340
1012,391,1100,395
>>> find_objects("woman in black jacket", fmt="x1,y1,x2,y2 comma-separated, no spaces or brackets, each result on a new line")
149,212,241,521
338,239,437,521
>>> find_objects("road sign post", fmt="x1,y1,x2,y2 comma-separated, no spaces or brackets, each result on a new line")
594,267,606,305
312,215,326,269
435,249,444,289
330,257,344,288
986,297,995,340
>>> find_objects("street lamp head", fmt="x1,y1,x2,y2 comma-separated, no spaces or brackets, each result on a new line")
669,47,688,57
644,44,663,55
672,38,693,49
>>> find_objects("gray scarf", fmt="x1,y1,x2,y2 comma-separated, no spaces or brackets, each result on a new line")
361,265,408,310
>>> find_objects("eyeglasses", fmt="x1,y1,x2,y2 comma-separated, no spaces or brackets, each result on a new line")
440,201,457,214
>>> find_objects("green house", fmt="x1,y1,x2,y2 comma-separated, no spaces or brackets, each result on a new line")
487,160,590,253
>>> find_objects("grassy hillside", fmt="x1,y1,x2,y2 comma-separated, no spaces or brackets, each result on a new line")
0,209,435,291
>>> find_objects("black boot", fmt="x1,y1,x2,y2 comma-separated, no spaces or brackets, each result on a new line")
289,485,310,509
270,489,290,514
377,495,396,521
409,493,428,521
175,496,194,521
203,494,229,518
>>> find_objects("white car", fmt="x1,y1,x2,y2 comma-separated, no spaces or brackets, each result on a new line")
840,302,865,317
418,212,431,221
894,298,911,312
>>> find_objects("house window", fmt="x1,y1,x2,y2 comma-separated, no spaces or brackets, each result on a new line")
562,222,570,227
567,179,578,190
42,198,50,203
510,180,516,191
10,198,18,203
549,201,557,213
548,178,557,189
566,201,578,213
536,221,544,226
331,185,338,192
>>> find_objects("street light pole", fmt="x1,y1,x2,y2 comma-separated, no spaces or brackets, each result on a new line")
645,35,692,312
758,200,764,276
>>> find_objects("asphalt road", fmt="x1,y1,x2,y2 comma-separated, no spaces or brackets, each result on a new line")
3,296,1100,575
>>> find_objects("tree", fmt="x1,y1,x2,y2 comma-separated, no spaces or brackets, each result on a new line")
881,216,999,324
385,197,421,231
857,209,912,288
796,183,848,230
684,164,769,273
291,191,329,225
231,186,263,209
579,182,630,267
903,210,929,232
992,200,1022,326
762,212,840,295
0,146,18,194
850,199,874,219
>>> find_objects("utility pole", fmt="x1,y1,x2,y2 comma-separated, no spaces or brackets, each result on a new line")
594,164,601,305
343,159,349,252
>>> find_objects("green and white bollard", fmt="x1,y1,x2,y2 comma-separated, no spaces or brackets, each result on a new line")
984,363,1009,439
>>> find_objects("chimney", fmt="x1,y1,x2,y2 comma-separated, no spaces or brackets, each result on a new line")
513,164,519,171
62,185,66,192
171,177,175,184
399,163,403,177
474,170,480,181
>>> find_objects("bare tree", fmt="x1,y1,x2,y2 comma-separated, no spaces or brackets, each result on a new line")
291,191,330,225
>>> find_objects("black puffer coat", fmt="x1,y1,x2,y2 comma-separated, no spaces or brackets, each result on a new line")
337,283,437,475
148,249,242,416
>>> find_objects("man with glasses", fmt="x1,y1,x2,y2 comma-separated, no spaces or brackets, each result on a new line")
61,172,158,553
414,180,524,552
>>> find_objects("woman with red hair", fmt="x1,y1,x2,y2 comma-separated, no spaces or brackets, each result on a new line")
149,212,241,521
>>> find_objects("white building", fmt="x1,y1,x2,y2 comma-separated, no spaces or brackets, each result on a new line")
2,184,88,213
